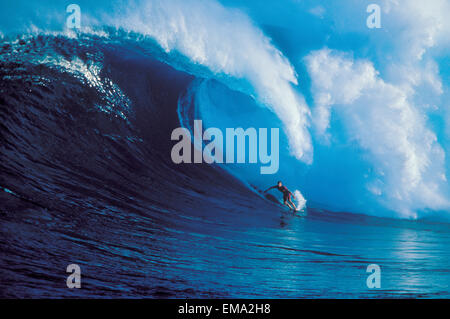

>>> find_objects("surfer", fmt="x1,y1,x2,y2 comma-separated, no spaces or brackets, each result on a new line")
264,181,297,211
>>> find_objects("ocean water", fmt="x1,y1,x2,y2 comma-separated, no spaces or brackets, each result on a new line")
1,0,450,298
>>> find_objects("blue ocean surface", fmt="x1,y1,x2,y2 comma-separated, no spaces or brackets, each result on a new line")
1,0,450,298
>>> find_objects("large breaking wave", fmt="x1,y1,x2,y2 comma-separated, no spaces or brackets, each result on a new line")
1,0,449,220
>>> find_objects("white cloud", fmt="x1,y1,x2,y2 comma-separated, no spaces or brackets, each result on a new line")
381,0,450,61
377,0,448,115
306,49,449,217
309,6,325,19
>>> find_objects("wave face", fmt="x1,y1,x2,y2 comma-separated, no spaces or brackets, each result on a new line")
1,0,450,298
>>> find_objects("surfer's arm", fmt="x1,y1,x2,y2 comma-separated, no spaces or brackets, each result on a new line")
264,186,276,192
287,189,295,198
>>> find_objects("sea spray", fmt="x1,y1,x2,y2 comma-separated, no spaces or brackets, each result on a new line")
294,190,307,211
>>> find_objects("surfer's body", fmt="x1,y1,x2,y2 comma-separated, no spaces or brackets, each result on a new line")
264,181,297,211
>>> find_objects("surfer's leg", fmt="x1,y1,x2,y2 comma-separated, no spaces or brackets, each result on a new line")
284,200,293,210
284,193,294,210
285,193,297,211
289,197,297,211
